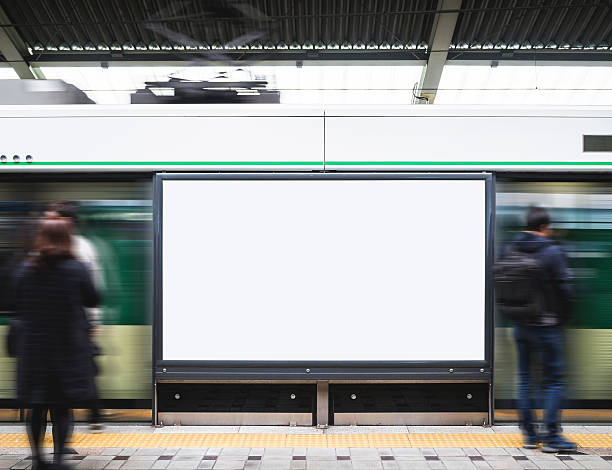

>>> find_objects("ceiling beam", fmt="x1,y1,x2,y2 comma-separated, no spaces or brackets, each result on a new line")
415,0,461,103
0,5,42,79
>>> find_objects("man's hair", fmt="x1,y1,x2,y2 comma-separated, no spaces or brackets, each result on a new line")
48,201,78,222
526,206,550,232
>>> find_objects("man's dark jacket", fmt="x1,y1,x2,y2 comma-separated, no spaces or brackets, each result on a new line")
507,232,573,326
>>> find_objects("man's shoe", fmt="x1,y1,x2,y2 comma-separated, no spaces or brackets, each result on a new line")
541,437,578,453
522,434,541,449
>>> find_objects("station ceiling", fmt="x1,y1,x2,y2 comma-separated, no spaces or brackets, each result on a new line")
1,0,612,64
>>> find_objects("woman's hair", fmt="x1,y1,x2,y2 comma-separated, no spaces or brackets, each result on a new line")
33,218,74,267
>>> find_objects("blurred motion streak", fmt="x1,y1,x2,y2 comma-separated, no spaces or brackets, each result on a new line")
496,181,612,414
0,181,152,411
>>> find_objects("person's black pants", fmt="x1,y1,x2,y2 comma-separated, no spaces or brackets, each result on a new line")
27,405,71,466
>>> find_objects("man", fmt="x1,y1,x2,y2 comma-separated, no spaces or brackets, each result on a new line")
46,201,105,433
500,206,575,452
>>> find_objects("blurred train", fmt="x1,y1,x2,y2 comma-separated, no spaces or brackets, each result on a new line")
1,105,612,423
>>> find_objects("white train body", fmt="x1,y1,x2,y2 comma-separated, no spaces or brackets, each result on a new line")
0,105,611,172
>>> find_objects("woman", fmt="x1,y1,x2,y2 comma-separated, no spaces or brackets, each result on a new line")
13,218,100,469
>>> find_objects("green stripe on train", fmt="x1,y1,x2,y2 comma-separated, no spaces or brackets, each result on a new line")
1,161,612,166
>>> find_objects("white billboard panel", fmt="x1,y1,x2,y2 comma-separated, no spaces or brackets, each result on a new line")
161,177,486,362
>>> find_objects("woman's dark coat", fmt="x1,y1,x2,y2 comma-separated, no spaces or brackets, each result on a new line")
13,256,100,405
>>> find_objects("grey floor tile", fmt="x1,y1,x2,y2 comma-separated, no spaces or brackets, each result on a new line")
220,449,250,457
408,427,493,434
327,426,407,435
420,449,437,456
197,462,215,470
259,460,291,470
0,461,20,470
242,462,260,470
213,459,246,469
105,461,127,469
435,448,465,457
505,448,524,456
305,449,336,461
136,449,166,456
563,461,586,470
392,448,423,457
152,462,171,470
121,460,155,470
9,461,30,470
427,462,446,470
382,461,399,470
349,449,379,459
119,449,138,457
130,455,160,461
491,426,521,434
76,460,109,469
442,462,477,470
567,456,612,469
396,462,431,470
304,462,338,470
263,449,292,457
167,461,201,470
177,450,209,456
476,449,508,456
528,459,569,469
290,461,306,470
102,449,126,456
84,455,116,461
484,458,523,470
377,448,393,456
351,461,382,470
471,462,491,470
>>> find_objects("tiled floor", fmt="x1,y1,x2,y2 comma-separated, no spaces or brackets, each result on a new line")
3,447,612,469
1,426,612,469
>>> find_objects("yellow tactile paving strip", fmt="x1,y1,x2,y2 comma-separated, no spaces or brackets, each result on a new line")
0,433,612,448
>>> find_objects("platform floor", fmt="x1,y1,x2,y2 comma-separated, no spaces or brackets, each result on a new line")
2,425,612,469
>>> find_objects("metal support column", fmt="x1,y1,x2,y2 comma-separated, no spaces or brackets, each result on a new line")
316,381,329,428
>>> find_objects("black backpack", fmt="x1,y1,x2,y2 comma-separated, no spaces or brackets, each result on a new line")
494,247,546,324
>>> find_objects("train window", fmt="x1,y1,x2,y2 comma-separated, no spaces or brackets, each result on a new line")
583,135,612,152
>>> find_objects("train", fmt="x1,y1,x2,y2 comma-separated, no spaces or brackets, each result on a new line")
1,105,612,423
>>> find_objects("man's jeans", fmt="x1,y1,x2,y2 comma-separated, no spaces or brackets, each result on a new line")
513,324,565,437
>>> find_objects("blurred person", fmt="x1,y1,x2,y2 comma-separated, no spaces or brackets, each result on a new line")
46,201,105,432
13,218,100,470
495,206,575,453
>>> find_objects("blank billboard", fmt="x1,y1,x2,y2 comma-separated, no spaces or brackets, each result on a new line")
161,177,486,362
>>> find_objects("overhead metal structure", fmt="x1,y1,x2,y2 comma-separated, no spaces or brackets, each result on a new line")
416,0,462,104
0,0,611,98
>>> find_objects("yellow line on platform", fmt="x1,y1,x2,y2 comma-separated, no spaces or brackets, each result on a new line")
0,433,611,448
